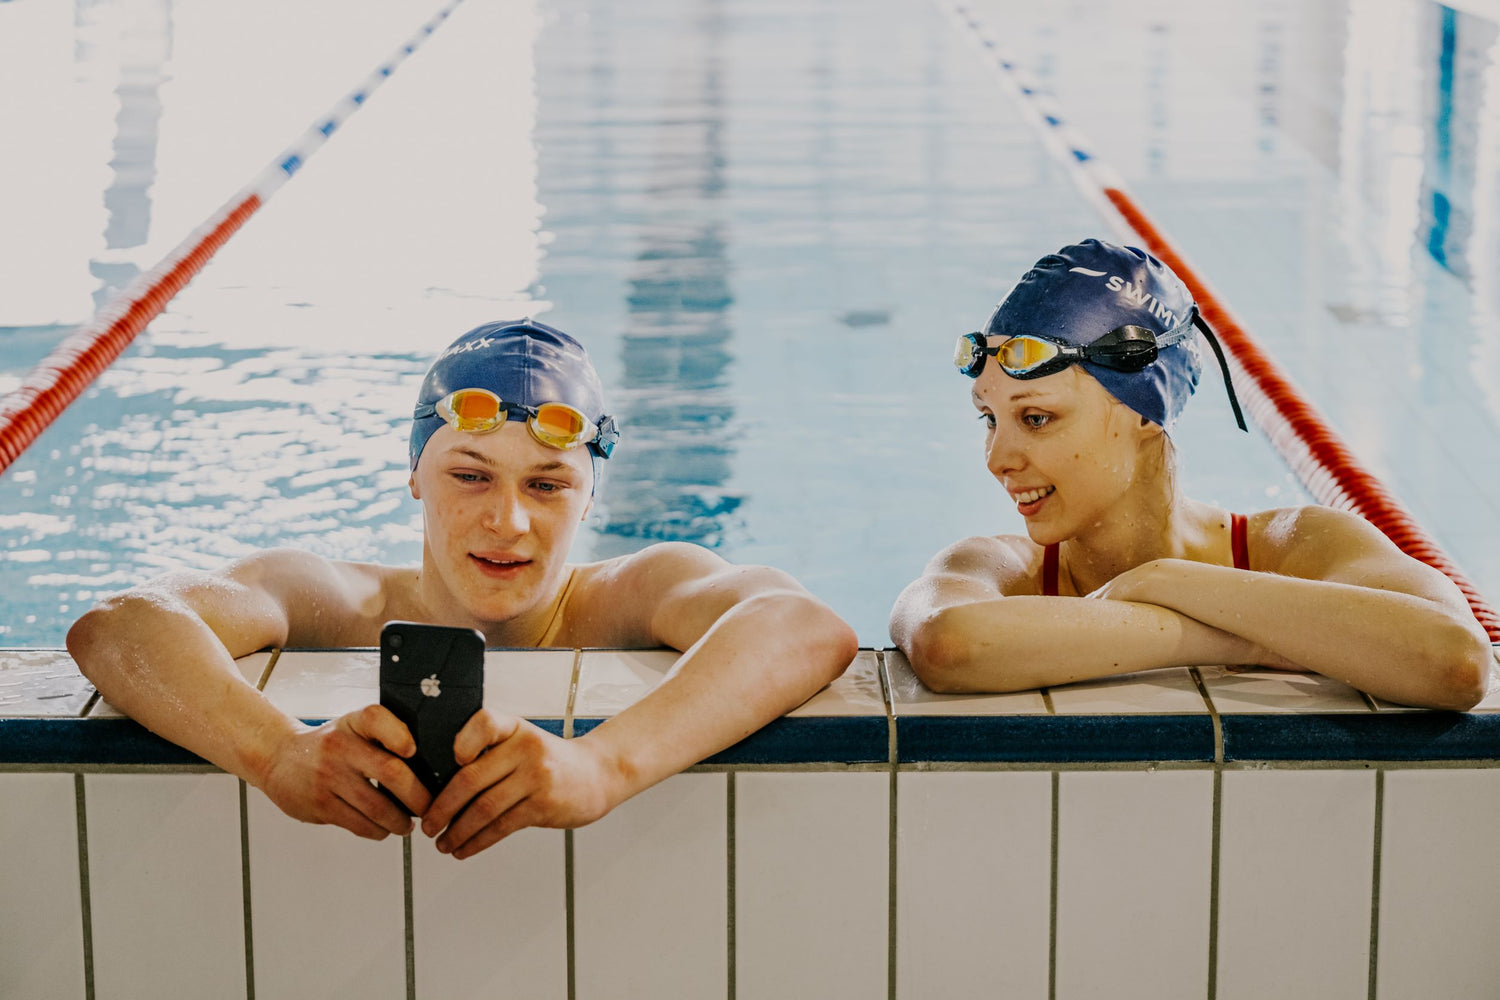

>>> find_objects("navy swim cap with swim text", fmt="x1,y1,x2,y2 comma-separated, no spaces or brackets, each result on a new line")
986,239,1203,432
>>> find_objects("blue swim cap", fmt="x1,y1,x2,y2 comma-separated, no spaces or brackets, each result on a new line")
410,319,615,474
987,239,1202,432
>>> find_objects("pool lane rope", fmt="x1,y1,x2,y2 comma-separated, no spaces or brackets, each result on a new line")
939,1,1500,641
0,0,464,476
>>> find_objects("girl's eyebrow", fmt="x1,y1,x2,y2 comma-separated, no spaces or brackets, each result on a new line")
973,389,1050,406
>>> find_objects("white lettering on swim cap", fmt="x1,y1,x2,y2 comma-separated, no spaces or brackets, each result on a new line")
436,336,497,362
1079,273,1176,329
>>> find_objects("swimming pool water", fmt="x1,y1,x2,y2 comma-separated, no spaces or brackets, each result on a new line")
3,0,1496,646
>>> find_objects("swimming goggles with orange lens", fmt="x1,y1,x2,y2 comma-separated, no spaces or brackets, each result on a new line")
413,388,618,457
954,316,1195,381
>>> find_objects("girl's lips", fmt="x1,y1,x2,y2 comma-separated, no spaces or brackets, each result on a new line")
1014,485,1055,518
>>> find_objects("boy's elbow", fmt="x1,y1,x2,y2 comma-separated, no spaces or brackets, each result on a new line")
745,592,858,684
805,603,860,683
67,603,117,681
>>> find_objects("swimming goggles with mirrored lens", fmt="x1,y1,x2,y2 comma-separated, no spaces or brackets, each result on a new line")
954,314,1197,381
413,388,619,457
953,311,1246,431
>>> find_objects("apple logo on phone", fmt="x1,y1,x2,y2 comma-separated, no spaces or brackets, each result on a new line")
421,674,442,698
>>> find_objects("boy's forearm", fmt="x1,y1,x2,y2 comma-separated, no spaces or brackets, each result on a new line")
579,595,855,805
68,598,302,785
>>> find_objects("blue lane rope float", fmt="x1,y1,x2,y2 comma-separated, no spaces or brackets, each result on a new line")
0,0,465,475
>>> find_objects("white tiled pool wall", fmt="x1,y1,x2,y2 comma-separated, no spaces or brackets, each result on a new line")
4,648,1500,999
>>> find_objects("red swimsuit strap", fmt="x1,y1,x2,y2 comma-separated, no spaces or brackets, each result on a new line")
1230,512,1250,571
1042,542,1060,597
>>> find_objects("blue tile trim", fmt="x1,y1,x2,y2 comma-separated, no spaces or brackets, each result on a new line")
0,716,567,765
0,719,210,766
1221,712,1500,762
8,714,1500,766
896,715,1216,763
572,715,889,765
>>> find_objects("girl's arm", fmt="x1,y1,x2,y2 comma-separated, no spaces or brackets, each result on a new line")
1091,507,1491,710
890,536,1281,692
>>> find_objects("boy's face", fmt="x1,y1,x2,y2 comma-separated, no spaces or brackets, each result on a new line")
410,421,594,627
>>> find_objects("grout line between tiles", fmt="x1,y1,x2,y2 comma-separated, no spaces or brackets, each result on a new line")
1046,686,1057,1000
403,836,415,1000
564,648,581,740
727,770,736,1000
1189,667,1224,765
565,828,576,1000
1367,770,1384,1000
877,651,897,1000
565,648,580,1000
80,689,101,717
1207,769,1222,1000
1359,690,1379,712
240,781,255,1000
1048,769,1059,1000
74,773,95,1000
255,648,282,691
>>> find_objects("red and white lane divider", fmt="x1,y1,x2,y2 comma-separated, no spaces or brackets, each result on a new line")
939,0,1499,640
0,0,464,475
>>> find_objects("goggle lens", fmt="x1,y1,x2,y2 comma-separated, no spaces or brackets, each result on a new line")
530,403,590,448
998,336,1060,375
441,389,507,432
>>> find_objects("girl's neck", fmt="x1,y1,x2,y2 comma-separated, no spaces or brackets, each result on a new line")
1058,481,1211,596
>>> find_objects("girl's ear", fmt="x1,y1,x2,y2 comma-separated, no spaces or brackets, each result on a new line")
1137,413,1164,442
409,473,422,501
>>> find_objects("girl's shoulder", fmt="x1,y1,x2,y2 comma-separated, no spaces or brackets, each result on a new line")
1245,504,1397,575
922,532,1047,596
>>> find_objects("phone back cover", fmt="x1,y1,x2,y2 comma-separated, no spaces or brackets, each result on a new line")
380,623,484,793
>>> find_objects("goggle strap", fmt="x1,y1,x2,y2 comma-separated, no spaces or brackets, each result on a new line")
1153,319,1195,350
1193,312,1248,432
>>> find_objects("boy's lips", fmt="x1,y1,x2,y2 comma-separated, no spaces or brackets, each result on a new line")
469,552,533,577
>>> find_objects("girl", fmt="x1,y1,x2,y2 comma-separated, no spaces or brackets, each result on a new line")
889,239,1491,710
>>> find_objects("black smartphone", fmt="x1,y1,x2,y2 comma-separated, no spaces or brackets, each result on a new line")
378,621,485,798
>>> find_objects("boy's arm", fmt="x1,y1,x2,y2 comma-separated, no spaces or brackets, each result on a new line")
67,549,430,836
423,542,858,858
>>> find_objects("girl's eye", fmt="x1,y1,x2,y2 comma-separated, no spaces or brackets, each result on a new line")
1022,412,1051,429
977,412,997,430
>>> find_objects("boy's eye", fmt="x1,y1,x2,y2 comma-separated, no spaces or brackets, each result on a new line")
1023,413,1051,429
977,412,996,430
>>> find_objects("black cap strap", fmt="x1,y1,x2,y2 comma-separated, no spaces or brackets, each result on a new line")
1193,312,1248,432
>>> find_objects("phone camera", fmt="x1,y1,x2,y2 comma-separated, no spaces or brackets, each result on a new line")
389,633,403,649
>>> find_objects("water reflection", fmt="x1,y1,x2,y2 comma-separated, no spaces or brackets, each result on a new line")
1417,5,1498,284
594,0,741,553
83,0,172,306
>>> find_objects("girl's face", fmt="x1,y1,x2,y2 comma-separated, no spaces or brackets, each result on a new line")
971,363,1161,546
